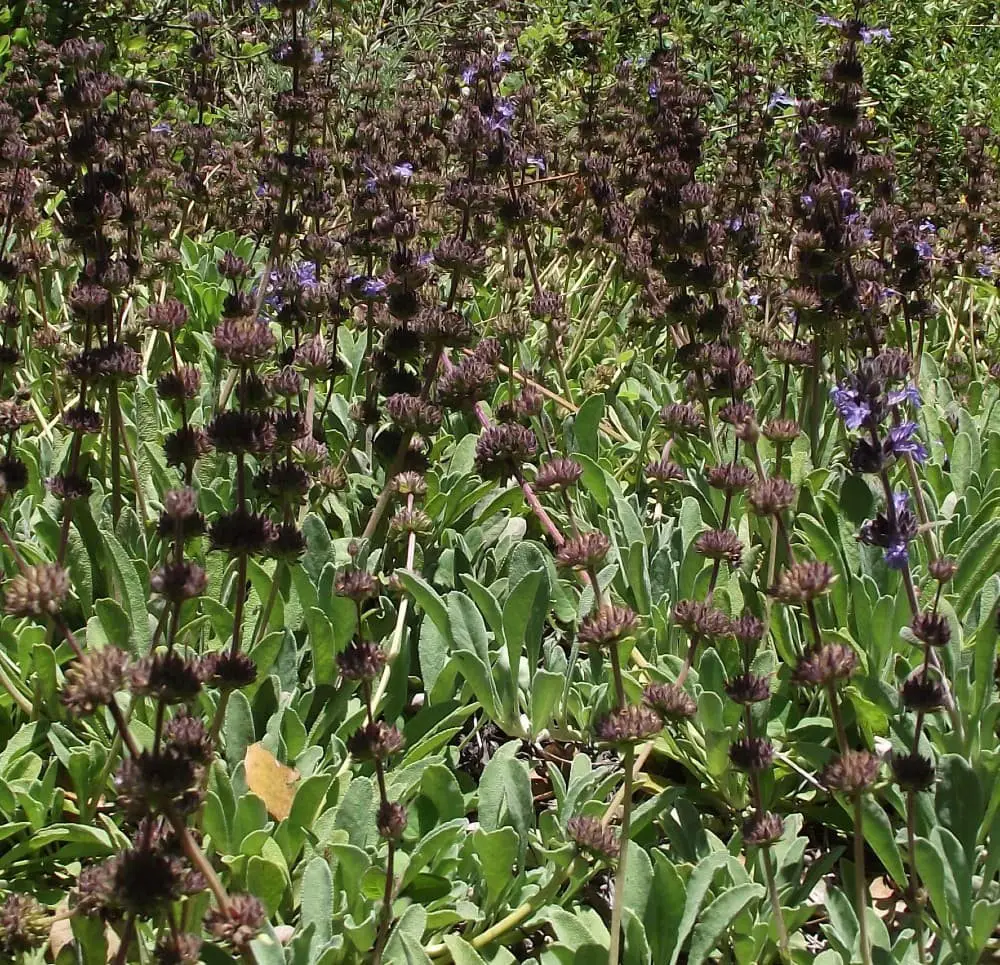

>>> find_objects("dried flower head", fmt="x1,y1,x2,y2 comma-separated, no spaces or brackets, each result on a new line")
567,815,620,861
337,640,387,681
556,531,611,570
377,801,408,841
729,737,775,772
578,605,639,647
747,477,797,515
901,672,946,713
213,319,276,365
115,749,204,818
694,528,744,566
706,464,756,492
334,569,378,602
201,650,257,691
762,419,801,444
62,646,131,715
642,682,697,720
151,562,208,602
0,893,49,954
774,561,836,603
645,459,686,486
154,933,203,965
389,507,434,540
204,894,266,951
534,457,584,492
4,563,70,618
725,673,772,704
474,424,538,480
742,811,785,847
732,614,766,645
129,652,203,704
822,750,881,794
890,752,935,793
660,402,704,435
392,471,427,498
347,721,405,761
595,705,663,744
928,557,957,583
672,600,734,638
792,644,858,687
911,611,951,647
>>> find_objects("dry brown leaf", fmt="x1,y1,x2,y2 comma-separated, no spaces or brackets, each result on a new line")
49,900,121,962
48,909,73,960
245,742,299,820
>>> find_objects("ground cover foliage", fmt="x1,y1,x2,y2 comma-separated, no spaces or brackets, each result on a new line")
0,0,999,962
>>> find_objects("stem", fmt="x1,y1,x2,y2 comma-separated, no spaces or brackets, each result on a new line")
853,793,873,965
906,790,927,964
0,658,32,716
425,860,581,960
762,847,790,960
607,615,632,965
608,743,634,965
826,683,849,754
229,553,249,657
521,477,565,546
251,561,282,647
110,387,122,526
372,842,396,965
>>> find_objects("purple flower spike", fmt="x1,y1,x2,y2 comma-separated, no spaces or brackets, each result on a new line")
887,384,922,409
830,386,871,430
767,89,798,110
361,277,386,298
884,540,909,569
888,422,928,464
860,26,892,44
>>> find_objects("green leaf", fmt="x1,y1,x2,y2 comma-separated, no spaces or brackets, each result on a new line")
857,796,908,889
687,883,764,965
448,592,490,665
419,618,451,697
972,898,1000,956
460,575,504,642
669,850,734,965
576,453,610,509
972,615,999,717
955,518,1000,618
442,936,489,965
223,689,254,770
530,669,563,737
101,528,150,654
94,598,131,650
952,431,974,495
935,754,983,861
914,837,951,932
626,540,651,614
398,570,451,641
573,394,605,459
471,827,520,907
503,565,549,680
478,741,534,860
300,857,334,944
305,606,337,685
335,775,376,848
247,855,287,915
647,851,686,963
248,925,288,965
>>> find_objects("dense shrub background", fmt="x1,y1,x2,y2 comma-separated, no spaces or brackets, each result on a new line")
0,0,998,963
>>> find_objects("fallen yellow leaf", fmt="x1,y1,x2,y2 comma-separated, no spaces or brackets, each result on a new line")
245,742,299,821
